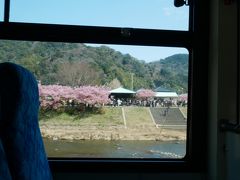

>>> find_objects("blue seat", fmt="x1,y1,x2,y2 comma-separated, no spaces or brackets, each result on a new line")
0,62,52,180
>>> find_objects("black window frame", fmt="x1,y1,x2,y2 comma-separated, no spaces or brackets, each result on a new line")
0,0,208,173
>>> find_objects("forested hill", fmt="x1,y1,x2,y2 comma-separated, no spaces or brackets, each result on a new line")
0,40,188,93
148,54,188,92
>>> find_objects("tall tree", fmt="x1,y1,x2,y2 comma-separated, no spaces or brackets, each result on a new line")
55,61,103,86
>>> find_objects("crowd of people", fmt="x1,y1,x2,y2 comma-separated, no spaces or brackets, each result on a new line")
109,97,187,107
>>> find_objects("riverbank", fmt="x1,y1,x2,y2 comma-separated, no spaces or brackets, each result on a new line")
40,124,186,141
39,107,187,141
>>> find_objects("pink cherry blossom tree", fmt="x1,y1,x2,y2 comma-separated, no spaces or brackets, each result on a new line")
136,89,156,100
38,84,110,112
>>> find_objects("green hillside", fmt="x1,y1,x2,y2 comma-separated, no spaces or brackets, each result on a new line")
0,40,188,93
148,54,188,92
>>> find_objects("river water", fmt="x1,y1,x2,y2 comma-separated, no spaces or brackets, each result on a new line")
44,139,186,159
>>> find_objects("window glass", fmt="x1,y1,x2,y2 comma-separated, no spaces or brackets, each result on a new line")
0,40,188,158
0,0,4,21
10,0,189,30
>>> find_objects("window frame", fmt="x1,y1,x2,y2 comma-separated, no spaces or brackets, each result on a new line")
0,0,208,173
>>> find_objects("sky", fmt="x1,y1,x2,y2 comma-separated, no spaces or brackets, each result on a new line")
1,0,189,62
86,44,188,62
0,0,3,20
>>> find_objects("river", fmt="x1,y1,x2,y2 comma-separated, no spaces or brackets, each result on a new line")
43,139,186,159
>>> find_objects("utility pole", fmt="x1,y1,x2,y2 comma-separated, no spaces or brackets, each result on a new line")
131,73,134,90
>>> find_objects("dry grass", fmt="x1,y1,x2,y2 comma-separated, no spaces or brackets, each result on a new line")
123,107,155,128
179,107,188,118
40,107,124,128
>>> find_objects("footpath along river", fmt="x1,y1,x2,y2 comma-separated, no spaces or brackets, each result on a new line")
43,139,186,159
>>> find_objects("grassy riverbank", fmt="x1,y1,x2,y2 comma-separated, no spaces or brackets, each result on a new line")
40,107,186,141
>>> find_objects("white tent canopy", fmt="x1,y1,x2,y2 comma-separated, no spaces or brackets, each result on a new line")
154,87,178,98
155,92,178,98
110,87,136,94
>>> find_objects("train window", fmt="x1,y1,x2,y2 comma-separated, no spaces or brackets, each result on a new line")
0,0,3,21
0,40,188,159
10,0,189,30
0,0,208,172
